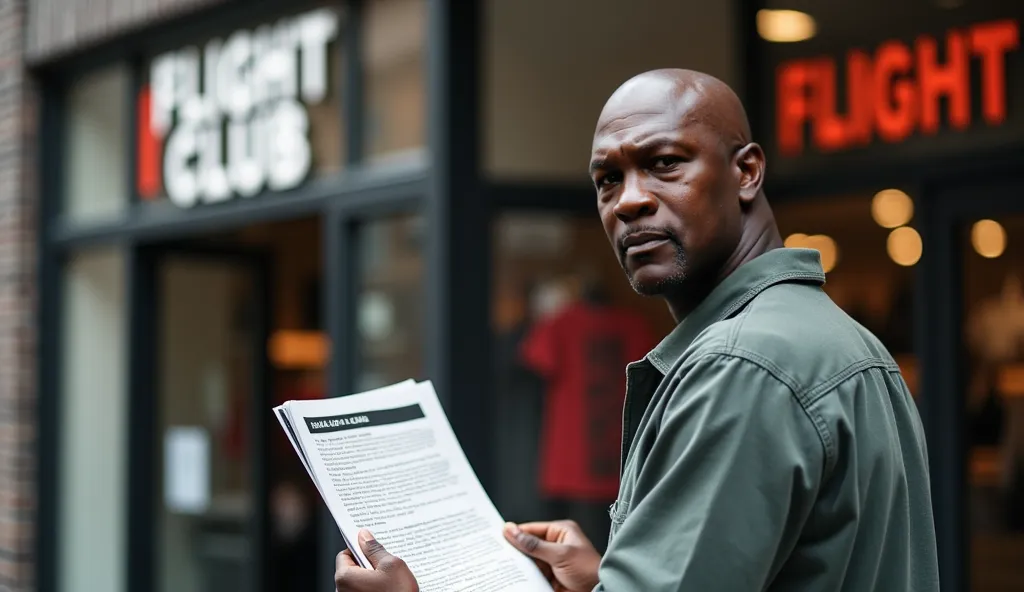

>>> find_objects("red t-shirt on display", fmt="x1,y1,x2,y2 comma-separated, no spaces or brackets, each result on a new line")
520,302,657,501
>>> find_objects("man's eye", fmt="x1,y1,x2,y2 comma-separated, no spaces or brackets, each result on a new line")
597,172,622,187
652,156,682,169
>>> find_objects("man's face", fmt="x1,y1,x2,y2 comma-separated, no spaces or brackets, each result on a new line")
590,84,741,297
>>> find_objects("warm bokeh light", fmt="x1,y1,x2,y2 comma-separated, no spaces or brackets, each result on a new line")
784,232,807,248
785,233,838,272
971,219,1006,259
805,234,838,273
268,330,330,369
756,9,816,42
871,189,914,229
887,226,923,266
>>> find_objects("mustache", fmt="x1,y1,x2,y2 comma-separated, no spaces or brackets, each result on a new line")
617,225,680,255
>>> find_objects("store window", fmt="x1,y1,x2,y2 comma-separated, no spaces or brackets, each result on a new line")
64,66,129,222
156,257,259,592
490,211,673,551
773,191,918,392
961,214,1024,591
136,5,345,209
362,0,426,165
59,248,127,592
483,0,739,182
355,215,425,391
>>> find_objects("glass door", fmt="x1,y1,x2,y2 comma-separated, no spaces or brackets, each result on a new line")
931,179,1024,592
958,211,1024,592
152,249,270,592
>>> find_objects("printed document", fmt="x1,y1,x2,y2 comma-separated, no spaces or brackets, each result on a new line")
275,380,553,592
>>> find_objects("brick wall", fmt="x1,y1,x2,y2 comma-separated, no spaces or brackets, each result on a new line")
26,0,227,63
0,0,36,588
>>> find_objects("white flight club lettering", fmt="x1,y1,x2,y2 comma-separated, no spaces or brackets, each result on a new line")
150,8,338,208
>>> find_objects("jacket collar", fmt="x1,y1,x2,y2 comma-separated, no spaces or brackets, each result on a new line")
646,247,826,374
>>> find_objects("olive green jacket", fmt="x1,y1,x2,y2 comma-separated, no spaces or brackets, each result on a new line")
595,248,940,591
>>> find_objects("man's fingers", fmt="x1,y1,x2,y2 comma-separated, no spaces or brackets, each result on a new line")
358,529,404,573
335,549,385,591
336,549,359,570
334,565,381,591
515,522,561,538
532,557,554,580
503,522,563,563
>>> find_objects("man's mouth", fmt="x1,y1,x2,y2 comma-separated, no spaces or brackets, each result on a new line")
621,231,672,256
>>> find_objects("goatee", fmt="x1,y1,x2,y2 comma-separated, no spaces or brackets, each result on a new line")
625,240,689,296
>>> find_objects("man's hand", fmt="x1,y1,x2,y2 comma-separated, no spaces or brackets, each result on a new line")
334,529,419,592
503,520,602,592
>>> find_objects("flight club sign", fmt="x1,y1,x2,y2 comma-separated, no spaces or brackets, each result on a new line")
136,8,339,208
775,18,1019,157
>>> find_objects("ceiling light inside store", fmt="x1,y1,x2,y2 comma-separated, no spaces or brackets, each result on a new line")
757,9,816,43
871,189,914,229
887,227,923,266
971,219,1007,259
785,233,838,272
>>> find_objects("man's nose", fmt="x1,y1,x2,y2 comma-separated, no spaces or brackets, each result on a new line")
613,176,658,222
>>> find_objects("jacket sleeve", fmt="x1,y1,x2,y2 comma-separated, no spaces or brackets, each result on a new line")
594,352,827,592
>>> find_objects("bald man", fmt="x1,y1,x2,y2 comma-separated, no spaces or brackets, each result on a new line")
334,70,940,591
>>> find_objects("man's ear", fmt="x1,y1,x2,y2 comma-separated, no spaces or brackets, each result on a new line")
734,142,766,204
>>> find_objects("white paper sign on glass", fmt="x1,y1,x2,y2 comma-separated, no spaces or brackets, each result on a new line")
164,426,211,515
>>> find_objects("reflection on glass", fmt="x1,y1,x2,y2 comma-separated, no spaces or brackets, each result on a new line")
363,0,426,164
157,259,256,592
356,215,425,391
64,66,129,221
963,215,1024,591
60,249,127,592
306,37,347,177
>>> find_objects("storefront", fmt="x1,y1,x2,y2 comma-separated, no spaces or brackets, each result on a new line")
39,2,431,591
34,0,1024,590
753,1,1024,590
30,0,744,591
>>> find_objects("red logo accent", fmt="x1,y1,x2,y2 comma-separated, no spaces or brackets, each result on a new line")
136,85,163,200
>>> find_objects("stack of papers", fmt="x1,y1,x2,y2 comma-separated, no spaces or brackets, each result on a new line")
274,379,552,591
